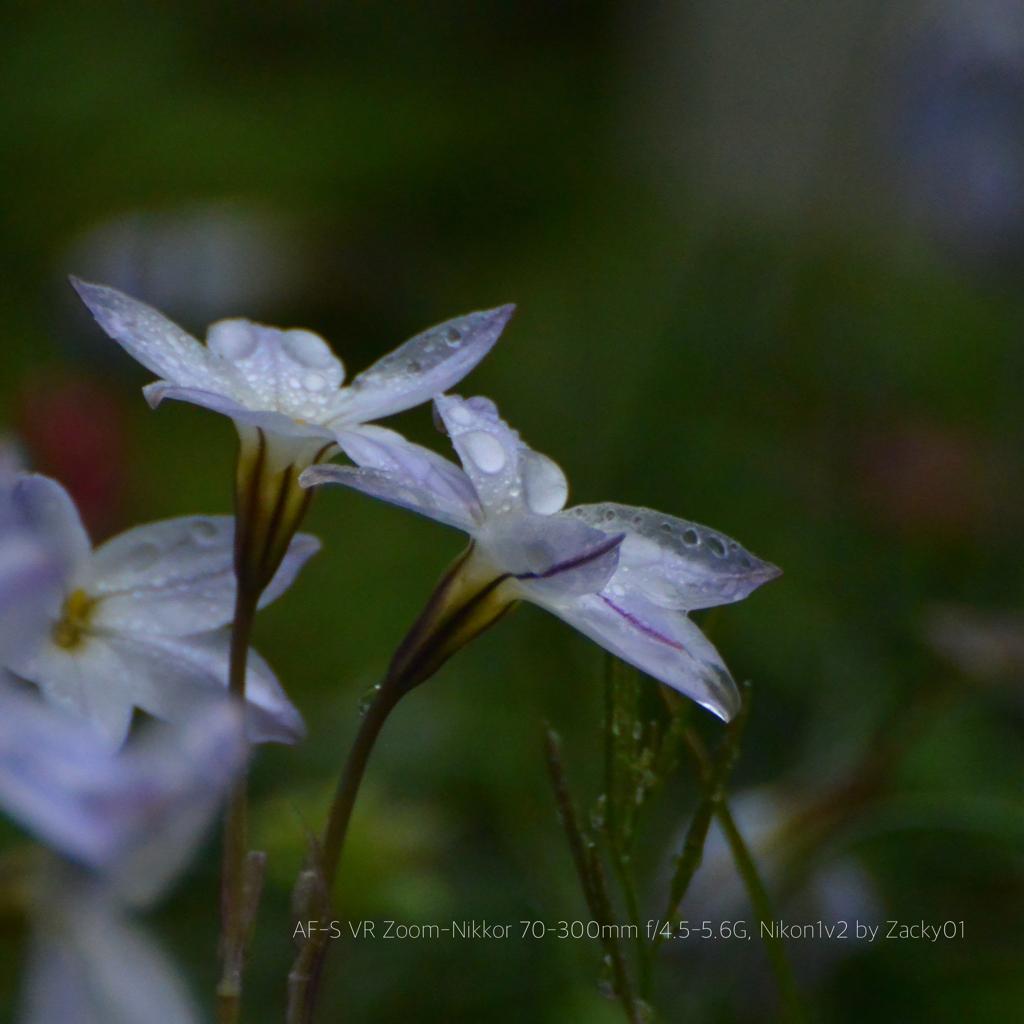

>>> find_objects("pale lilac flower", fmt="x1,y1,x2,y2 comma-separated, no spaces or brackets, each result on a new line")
302,396,779,720
3,474,312,748
70,277,514,474
71,278,512,598
0,677,246,1024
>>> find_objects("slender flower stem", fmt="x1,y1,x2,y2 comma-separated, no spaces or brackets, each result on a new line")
715,801,806,1024
683,723,806,1024
545,726,642,1024
602,658,652,998
648,684,750,966
286,680,406,1024
217,588,258,1024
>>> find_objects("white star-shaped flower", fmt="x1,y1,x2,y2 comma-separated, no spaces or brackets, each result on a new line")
3,474,312,748
70,277,514,468
0,677,246,1024
302,396,780,721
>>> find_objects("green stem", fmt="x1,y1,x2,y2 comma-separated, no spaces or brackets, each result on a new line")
682,719,806,1024
648,685,750,968
602,659,652,998
545,726,641,1024
716,801,806,1024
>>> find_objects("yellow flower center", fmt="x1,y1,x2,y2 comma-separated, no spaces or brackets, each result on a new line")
52,589,97,651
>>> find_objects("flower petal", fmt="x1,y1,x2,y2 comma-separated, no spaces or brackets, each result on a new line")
203,319,347,424
9,638,138,748
91,517,320,636
329,305,515,425
142,382,336,440
564,503,780,611
70,278,244,399
23,893,201,1024
0,679,244,882
11,475,90,592
104,629,305,746
434,394,569,518
307,423,481,530
480,513,622,598
546,587,741,721
0,678,130,865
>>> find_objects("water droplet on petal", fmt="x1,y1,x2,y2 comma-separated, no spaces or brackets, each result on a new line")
445,326,462,345
446,403,474,427
282,329,336,369
522,451,568,515
207,320,258,360
682,528,699,546
303,372,326,392
707,535,726,557
462,430,507,473
126,542,161,571
189,519,220,545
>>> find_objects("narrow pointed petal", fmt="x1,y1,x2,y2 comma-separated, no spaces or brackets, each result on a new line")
106,629,305,746
564,503,781,612
435,394,569,517
70,278,242,398
307,423,481,529
91,517,320,636
548,588,741,721
11,475,90,591
142,382,337,441
329,305,515,425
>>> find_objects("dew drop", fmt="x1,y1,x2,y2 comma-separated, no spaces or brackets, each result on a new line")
660,522,673,534
282,329,336,369
303,372,326,392
707,536,727,557
682,528,699,546
462,430,507,473
445,326,462,345
604,509,617,522
408,359,422,374
189,519,219,545
207,320,257,361
446,403,474,427
126,542,161,571
522,451,568,514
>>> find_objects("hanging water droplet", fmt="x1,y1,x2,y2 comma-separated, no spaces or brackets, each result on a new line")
462,431,506,473
358,683,382,715
522,450,568,514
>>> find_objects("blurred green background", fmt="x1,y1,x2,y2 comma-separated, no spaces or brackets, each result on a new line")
2,2,1024,1021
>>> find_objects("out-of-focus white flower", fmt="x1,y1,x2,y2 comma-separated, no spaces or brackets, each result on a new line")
70,277,513,470
0,447,66,663
3,474,312,748
302,395,779,720
668,785,883,1000
0,677,247,1024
